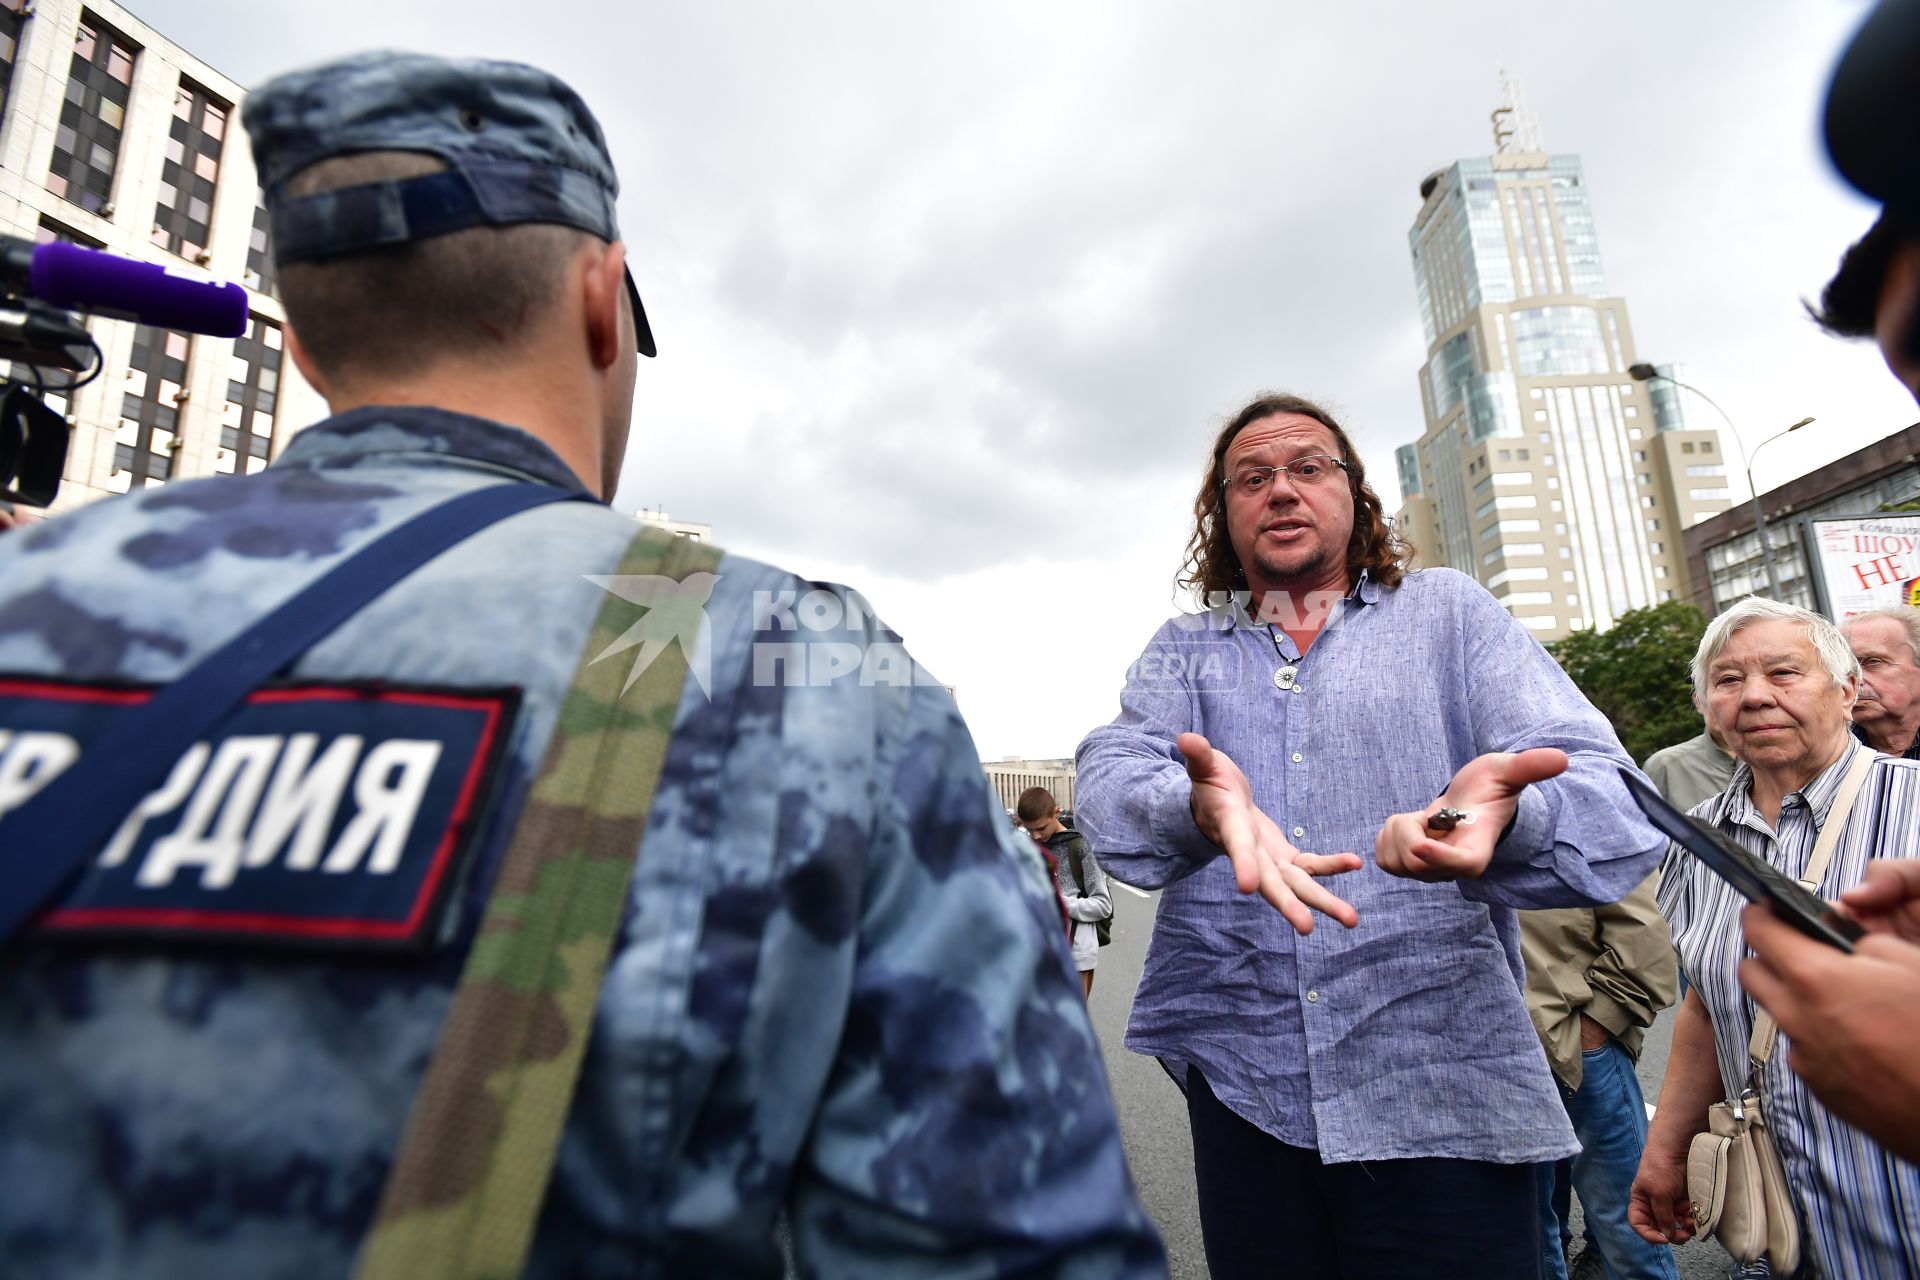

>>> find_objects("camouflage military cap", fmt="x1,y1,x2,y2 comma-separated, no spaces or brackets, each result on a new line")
242,50,655,355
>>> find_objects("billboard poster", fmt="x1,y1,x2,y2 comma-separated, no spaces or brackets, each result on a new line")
1810,515,1920,619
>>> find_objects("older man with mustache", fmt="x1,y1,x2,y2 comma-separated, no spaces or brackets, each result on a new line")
1844,607,1920,760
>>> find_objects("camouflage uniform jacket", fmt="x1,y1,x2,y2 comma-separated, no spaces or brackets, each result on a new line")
0,407,1165,1279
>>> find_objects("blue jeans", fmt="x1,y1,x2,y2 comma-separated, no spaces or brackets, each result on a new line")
1536,1040,1680,1280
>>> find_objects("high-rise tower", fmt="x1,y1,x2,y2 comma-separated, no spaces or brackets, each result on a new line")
1392,83,1731,638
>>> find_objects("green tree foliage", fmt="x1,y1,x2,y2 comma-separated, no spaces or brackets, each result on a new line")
1547,601,1709,765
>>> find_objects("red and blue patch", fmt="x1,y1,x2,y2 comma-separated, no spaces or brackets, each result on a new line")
0,677,519,950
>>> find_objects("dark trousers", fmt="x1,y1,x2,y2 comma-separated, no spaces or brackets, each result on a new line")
1187,1068,1544,1279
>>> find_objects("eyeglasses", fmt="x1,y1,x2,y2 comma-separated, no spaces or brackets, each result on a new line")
1220,454,1349,496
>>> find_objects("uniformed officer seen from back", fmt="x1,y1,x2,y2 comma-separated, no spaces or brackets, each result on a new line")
0,52,1164,1278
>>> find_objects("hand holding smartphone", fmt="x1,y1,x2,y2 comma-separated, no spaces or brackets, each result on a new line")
1621,768,1865,953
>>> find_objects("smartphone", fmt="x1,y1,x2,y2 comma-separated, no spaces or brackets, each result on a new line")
1620,767,1864,953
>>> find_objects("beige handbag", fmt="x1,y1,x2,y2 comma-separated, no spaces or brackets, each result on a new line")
1684,747,1875,1275
1686,1034,1802,1272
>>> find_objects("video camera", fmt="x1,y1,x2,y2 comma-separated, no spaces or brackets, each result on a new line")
0,236,249,508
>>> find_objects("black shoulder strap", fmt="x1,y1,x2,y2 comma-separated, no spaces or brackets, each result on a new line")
0,482,586,943
1065,836,1087,896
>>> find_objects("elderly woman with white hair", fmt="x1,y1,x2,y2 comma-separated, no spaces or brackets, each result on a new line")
1628,598,1920,1279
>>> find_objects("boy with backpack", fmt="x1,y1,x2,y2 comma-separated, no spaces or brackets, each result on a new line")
1019,787,1114,997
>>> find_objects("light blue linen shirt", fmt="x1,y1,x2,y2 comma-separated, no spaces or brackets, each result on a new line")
1075,568,1664,1165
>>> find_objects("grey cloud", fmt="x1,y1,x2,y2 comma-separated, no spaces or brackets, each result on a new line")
131,0,1913,586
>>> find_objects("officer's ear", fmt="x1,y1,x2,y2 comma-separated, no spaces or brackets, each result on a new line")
581,238,628,374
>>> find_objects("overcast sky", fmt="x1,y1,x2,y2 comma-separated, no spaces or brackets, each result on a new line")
136,0,1919,762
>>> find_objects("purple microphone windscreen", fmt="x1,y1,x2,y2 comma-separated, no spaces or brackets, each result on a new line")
29,241,250,337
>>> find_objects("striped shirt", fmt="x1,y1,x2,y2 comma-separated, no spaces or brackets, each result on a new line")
1658,738,1920,1280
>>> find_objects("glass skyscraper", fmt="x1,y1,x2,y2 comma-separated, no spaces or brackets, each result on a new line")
1393,144,1731,638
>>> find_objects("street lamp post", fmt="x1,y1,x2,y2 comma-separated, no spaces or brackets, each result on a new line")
1746,417,1815,598
1627,363,1812,601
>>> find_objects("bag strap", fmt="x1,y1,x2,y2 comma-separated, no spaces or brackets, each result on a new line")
352,527,723,1280
1749,745,1878,1071
0,482,583,944
1066,836,1087,896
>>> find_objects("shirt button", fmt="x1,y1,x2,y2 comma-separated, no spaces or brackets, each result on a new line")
1306,990,1320,1003
1292,826,1305,838
1292,752,1303,763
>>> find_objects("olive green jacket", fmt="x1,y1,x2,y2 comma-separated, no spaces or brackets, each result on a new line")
1519,872,1678,1090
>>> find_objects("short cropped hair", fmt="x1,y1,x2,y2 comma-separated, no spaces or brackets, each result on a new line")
1808,213,1902,339
1015,787,1057,823
1844,604,1920,662
1692,597,1861,700
276,151,596,383
1179,392,1412,604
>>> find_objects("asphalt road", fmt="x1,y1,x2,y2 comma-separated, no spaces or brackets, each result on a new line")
1087,885,1734,1279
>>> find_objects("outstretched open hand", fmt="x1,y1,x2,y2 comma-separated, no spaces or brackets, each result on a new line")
1179,732,1361,935
1375,748,1569,882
